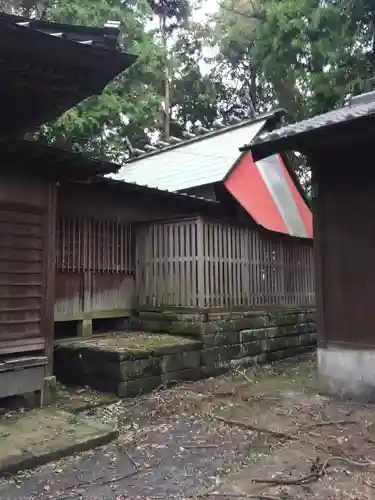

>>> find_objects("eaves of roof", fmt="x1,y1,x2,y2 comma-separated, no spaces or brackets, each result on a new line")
240,101,375,160
125,108,287,165
0,12,137,137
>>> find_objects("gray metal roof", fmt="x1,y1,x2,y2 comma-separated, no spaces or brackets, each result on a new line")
113,112,282,191
241,98,375,159
0,12,124,51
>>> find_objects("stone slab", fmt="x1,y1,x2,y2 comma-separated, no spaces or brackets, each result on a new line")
161,351,201,373
56,332,202,363
217,441,318,497
0,408,118,475
161,367,201,383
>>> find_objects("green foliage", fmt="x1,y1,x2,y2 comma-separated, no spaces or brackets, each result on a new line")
170,25,230,130
33,0,165,161
5,0,375,187
146,0,190,32
206,0,375,186
210,0,375,120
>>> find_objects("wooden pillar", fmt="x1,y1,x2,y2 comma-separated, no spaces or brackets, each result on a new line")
313,145,375,401
43,182,57,376
197,217,205,308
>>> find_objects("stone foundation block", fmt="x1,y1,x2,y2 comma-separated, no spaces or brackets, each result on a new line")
266,333,314,352
117,376,162,397
204,316,268,335
118,358,162,380
266,345,313,362
42,376,57,406
169,320,203,336
130,318,171,333
162,367,201,383
201,362,230,378
202,345,242,367
239,341,262,357
239,328,268,343
138,311,180,322
203,330,241,348
161,351,201,373
277,323,316,337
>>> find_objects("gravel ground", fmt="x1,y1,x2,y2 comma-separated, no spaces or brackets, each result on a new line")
2,352,374,500
0,365,271,500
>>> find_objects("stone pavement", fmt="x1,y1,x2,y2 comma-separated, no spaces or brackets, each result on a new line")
0,407,117,475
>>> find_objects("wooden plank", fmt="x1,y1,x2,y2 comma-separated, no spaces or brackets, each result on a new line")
0,235,42,250
167,223,173,305
42,183,57,375
235,228,242,307
0,337,45,355
0,365,45,398
186,220,192,307
227,225,232,308
0,301,41,311
213,223,218,307
0,221,42,237
191,220,197,307
208,222,214,308
174,222,180,306
0,327,42,341
0,248,42,262
0,209,42,225
161,223,167,305
217,223,224,308
197,218,205,308
180,222,186,307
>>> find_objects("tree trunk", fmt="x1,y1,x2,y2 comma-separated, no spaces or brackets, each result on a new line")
160,14,170,141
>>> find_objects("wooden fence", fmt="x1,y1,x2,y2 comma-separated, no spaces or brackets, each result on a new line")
136,216,314,309
56,215,133,274
55,215,134,320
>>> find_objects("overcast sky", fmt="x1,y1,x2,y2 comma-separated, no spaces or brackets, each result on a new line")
192,0,217,22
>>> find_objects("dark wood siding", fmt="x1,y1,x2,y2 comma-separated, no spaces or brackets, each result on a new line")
57,183,200,222
314,147,375,349
55,215,134,320
180,184,217,201
0,173,53,359
55,182,221,322
136,216,314,309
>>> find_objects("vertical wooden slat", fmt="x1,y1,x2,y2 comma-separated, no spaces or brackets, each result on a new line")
44,183,57,375
191,219,197,307
197,218,205,308
180,222,185,307
235,228,241,306
217,223,223,308
186,221,192,307
256,231,261,306
132,217,315,311
213,223,218,308
227,224,232,307
208,222,214,307
203,220,208,307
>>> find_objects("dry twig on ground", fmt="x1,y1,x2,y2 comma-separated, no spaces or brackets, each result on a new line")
251,455,375,487
197,492,281,499
302,419,356,430
214,416,292,440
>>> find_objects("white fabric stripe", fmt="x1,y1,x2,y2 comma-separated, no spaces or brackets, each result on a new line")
255,155,308,238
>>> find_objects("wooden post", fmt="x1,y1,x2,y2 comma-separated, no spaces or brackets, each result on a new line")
80,216,93,337
311,156,325,346
77,318,92,338
43,183,57,376
197,217,205,308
